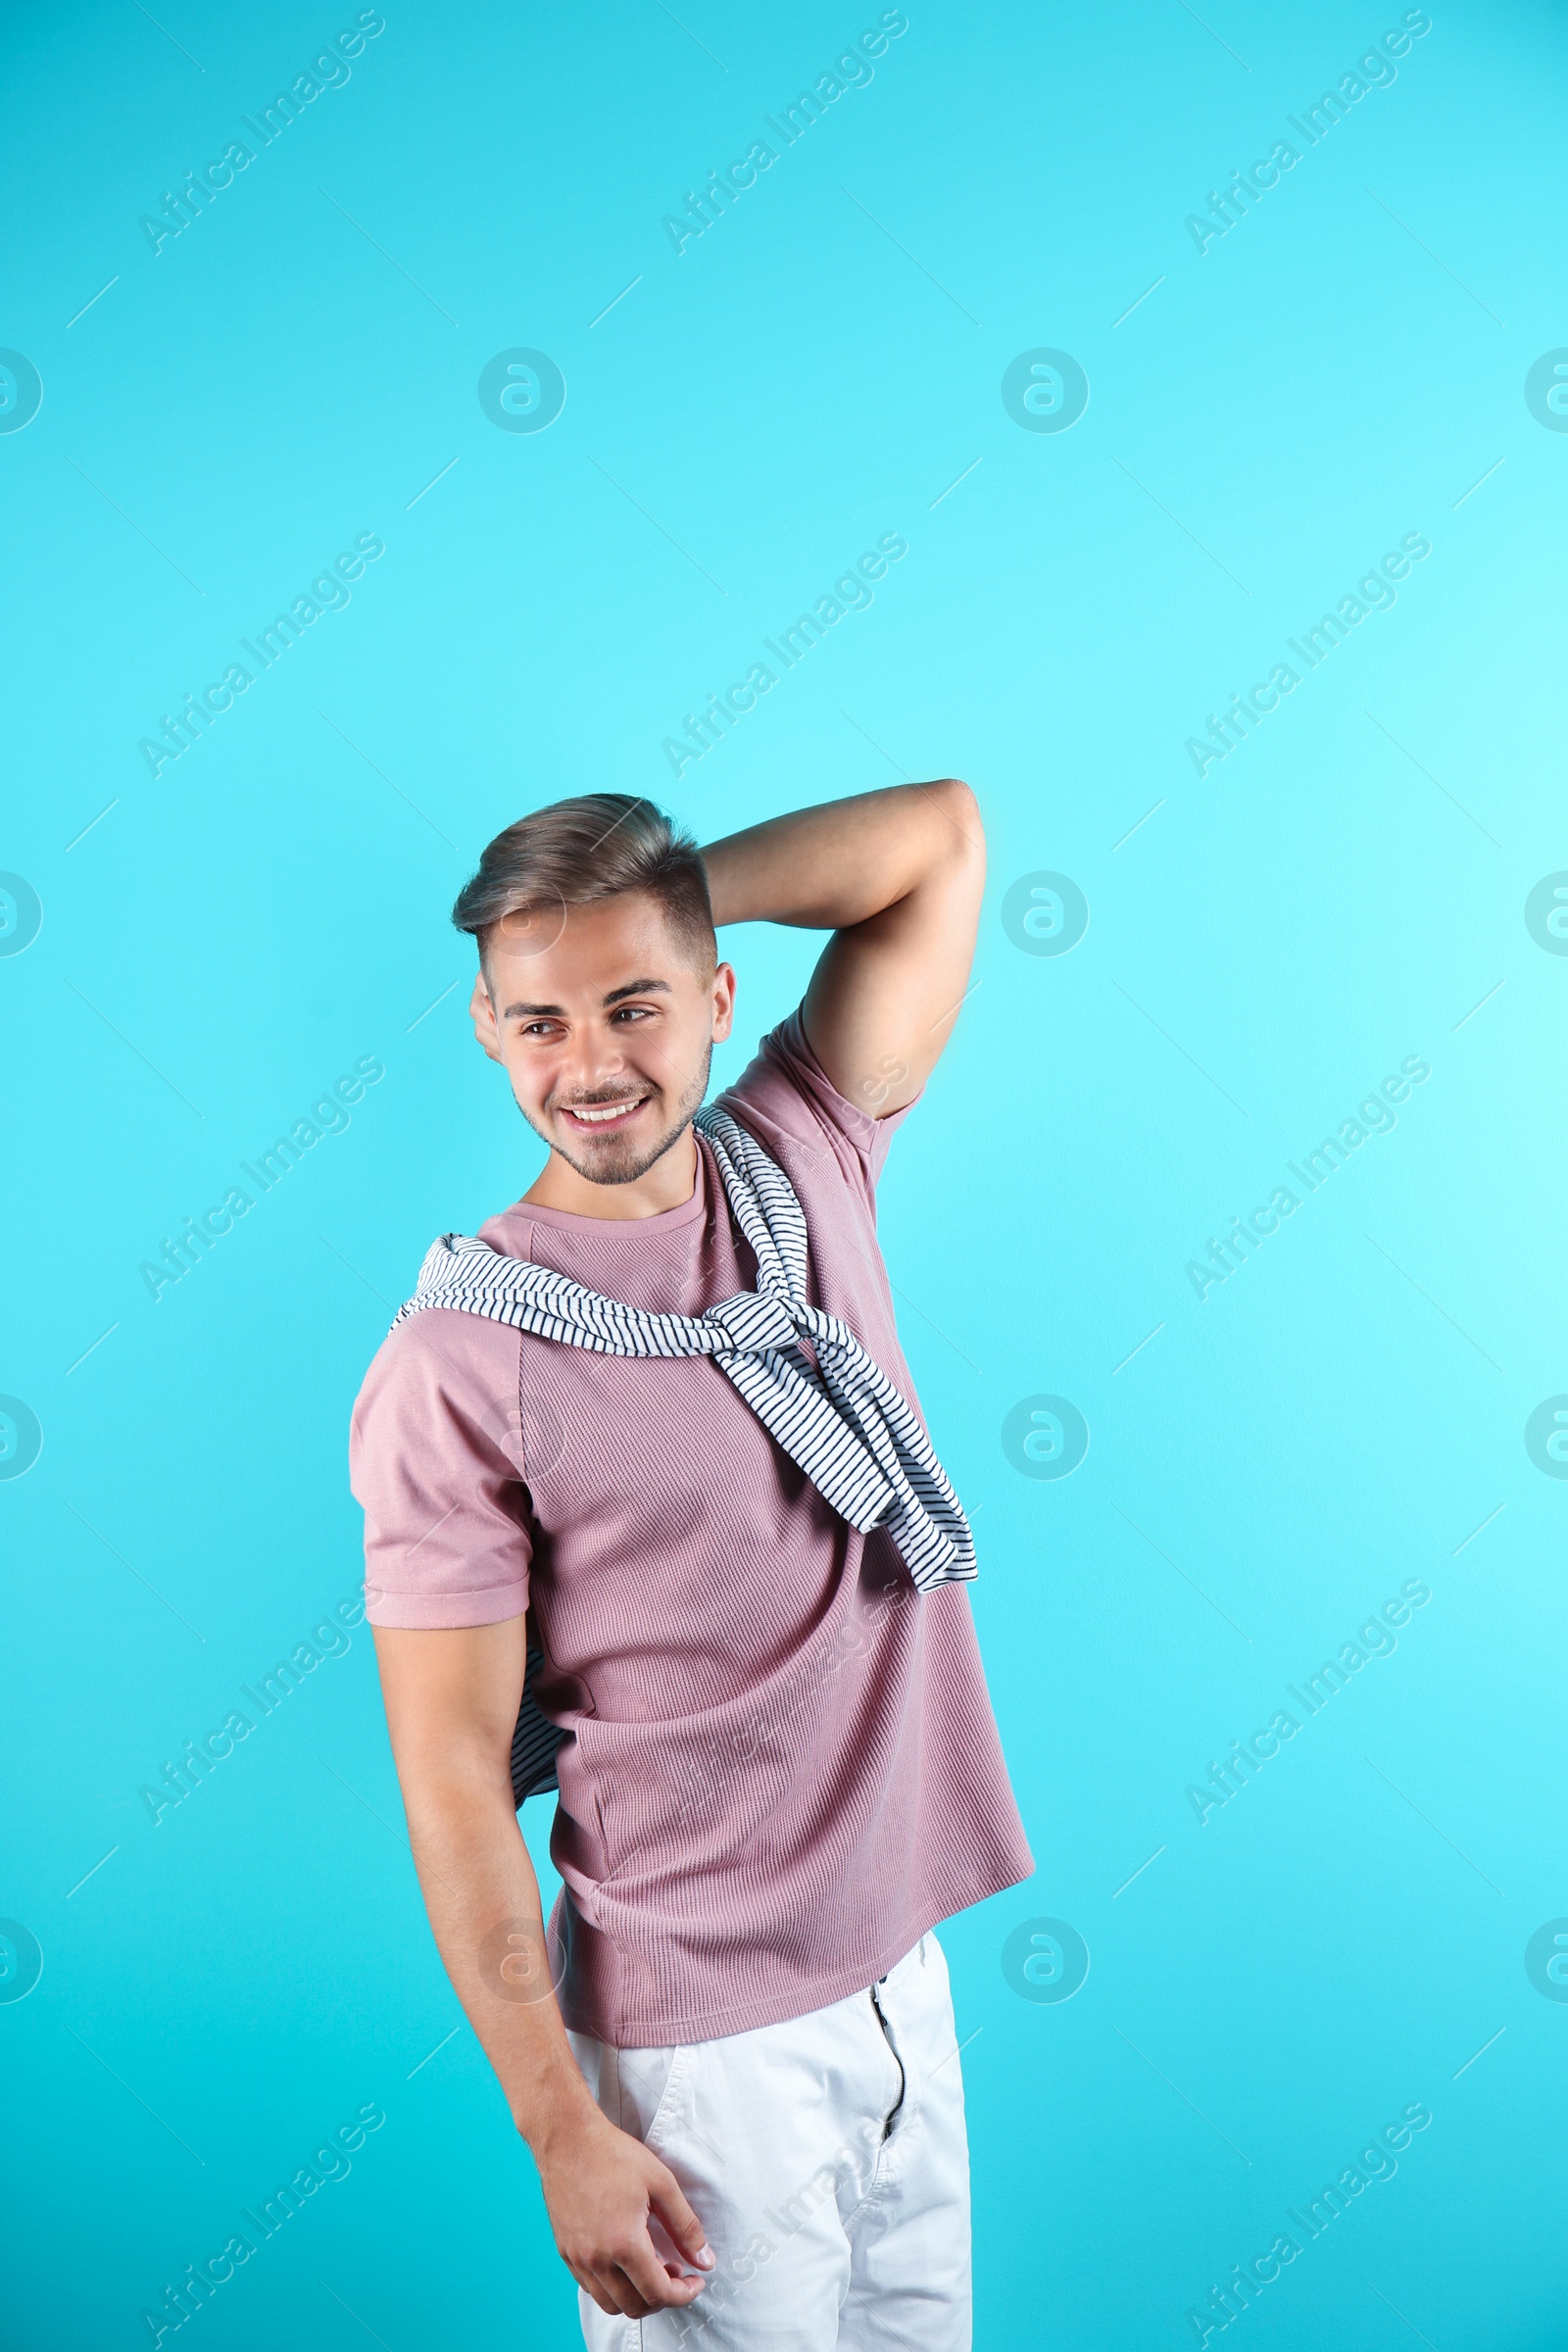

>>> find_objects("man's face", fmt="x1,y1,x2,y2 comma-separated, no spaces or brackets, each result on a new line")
470,891,735,1187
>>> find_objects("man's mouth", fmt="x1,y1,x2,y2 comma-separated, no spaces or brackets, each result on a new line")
558,1094,650,1133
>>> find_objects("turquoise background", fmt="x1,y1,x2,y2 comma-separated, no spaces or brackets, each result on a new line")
3,1,1566,2344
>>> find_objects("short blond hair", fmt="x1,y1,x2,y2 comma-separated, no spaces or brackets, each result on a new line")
452,794,715,971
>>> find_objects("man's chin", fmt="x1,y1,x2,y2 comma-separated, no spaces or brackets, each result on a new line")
552,1111,689,1188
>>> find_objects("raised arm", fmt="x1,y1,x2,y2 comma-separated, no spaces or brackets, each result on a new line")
371,1621,714,2320
700,779,985,1118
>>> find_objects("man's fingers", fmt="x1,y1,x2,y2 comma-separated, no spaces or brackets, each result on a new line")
612,2221,709,2313
543,2128,712,2315
569,2246,700,2321
580,2263,648,2320
648,2162,715,2272
564,2260,611,2316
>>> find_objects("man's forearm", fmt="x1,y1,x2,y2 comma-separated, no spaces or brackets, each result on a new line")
701,780,980,932
402,1767,597,2153
368,1530,715,2320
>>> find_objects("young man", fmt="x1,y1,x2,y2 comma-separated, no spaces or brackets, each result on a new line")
350,782,1033,2350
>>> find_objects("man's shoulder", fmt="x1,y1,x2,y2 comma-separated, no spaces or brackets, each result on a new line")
372,1214,537,1345
352,1271,521,1440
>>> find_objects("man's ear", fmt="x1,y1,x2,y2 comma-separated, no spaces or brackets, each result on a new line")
470,971,505,1064
710,959,737,1044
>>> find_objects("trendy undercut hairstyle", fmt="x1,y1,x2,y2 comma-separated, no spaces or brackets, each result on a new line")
451,795,716,977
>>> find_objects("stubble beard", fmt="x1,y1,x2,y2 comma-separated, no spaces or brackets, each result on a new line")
528,1043,713,1188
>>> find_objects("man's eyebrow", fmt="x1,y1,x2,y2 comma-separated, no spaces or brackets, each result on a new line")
500,978,671,1020
603,977,670,1006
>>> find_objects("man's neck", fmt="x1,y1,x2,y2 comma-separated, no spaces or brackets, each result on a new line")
522,1124,700,1221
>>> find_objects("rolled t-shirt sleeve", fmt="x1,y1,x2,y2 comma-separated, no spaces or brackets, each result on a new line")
349,1311,531,1630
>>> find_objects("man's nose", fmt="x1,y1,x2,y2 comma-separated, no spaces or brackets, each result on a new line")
556,1033,633,1094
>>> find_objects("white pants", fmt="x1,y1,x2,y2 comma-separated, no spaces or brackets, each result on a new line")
566,1932,971,2352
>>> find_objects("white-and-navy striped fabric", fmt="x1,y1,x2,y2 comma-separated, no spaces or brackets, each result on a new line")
392,1105,979,1594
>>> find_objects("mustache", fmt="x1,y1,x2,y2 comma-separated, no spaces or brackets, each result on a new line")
555,1087,653,1109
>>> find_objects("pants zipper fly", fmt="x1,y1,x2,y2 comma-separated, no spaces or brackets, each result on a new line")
869,1978,906,2140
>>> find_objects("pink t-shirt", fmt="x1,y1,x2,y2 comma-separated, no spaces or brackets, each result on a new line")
349,1010,1033,2045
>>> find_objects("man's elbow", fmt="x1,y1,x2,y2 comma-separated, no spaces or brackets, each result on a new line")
392,1728,518,1824
930,777,985,869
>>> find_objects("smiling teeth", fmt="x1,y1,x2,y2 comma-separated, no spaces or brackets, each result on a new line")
570,1101,642,1123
